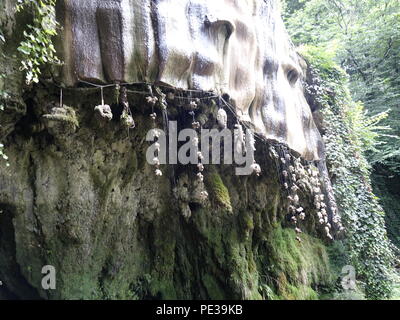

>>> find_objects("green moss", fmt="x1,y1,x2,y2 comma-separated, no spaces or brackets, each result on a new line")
265,224,334,300
42,106,79,130
283,284,319,300
206,172,232,212
202,274,226,300
149,280,177,299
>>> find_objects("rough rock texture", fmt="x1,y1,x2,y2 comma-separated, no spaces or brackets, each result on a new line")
0,84,334,300
0,0,336,299
56,0,324,161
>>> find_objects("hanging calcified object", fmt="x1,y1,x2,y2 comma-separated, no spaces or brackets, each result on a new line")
248,130,256,152
200,191,209,201
291,184,299,192
251,161,262,176
149,100,162,177
191,121,200,129
151,128,161,138
146,95,158,107
325,226,331,237
120,86,135,129
121,112,135,129
94,104,113,121
269,146,279,159
94,87,113,121
217,107,227,129
313,187,321,193
188,101,198,111
234,123,245,156
188,108,208,203
296,207,304,213
184,101,198,111
153,157,160,166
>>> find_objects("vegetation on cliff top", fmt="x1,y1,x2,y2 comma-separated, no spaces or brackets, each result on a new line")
16,0,60,84
282,0,400,248
300,45,397,299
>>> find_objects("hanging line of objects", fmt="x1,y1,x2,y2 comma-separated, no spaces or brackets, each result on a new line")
53,79,340,239
67,79,324,179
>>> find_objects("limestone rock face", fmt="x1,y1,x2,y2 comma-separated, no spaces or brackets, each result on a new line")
0,101,333,299
57,0,323,160
0,0,335,300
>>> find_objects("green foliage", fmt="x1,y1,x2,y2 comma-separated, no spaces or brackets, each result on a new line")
372,171,400,248
301,45,395,299
284,0,400,172
16,0,61,84
206,172,233,212
265,224,333,300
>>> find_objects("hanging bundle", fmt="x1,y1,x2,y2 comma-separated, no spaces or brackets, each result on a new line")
247,129,261,176
217,107,227,129
94,87,113,121
148,90,163,177
120,86,135,129
234,123,245,156
189,109,208,200
250,161,262,176
185,100,198,111
146,95,158,107
248,129,256,152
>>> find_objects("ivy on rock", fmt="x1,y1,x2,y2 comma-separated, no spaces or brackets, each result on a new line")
301,45,396,299
16,0,61,84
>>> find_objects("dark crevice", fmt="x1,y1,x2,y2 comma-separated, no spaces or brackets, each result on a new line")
0,204,41,300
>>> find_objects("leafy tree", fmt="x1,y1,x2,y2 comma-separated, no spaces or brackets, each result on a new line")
283,0,400,170
283,0,400,250
300,45,396,299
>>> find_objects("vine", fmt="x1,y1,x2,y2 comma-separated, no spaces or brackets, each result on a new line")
300,45,396,299
16,0,61,84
